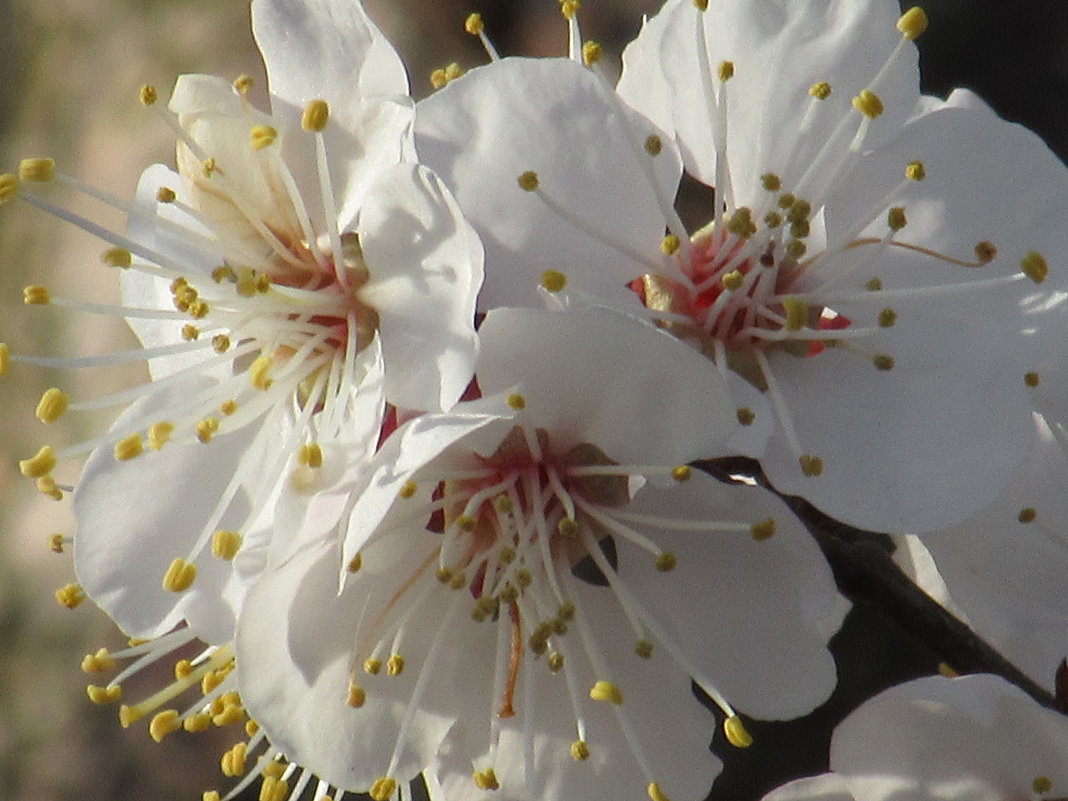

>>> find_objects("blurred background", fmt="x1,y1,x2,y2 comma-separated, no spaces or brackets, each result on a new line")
0,1,1065,799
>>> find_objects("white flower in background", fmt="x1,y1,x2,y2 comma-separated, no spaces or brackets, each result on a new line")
414,0,1068,532
760,674,1068,801
236,307,848,801
1,0,482,779
895,412,1068,692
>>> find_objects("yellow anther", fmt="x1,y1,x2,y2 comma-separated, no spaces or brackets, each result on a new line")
717,60,735,81
173,659,193,679
204,792,222,801
669,465,691,483
905,160,926,181
506,393,526,410
364,657,382,676
540,269,567,292
184,712,212,732
645,134,663,156
0,342,8,375
648,782,671,801
55,583,85,609
113,432,143,461
221,741,248,777
887,206,907,231
570,739,590,760
156,186,176,203
233,74,254,94
249,125,278,151
181,324,200,341
347,680,366,708
211,529,243,561
1021,251,1048,284
102,247,133,268
249,355,274,390
23,285,50,305
261,761,286,780
149,709,181,742
635,640,654,659
444,62,463,82
897,7,929,40
81,648,117,673
297,442,323,468
495,495,515,514
787,199,811,223
212,334,231,354
260,776,289,801
20,445,56,478
430,68,448,89
1025,371,1040,388
736,407,756,426
1018,507,1037,523
386,654,405,676
852,89,884,119
809,81,832,100
1033,777,1053,795
0,173,18,202
301,99,330,132
693,0,709,10
589,680,623,705
517,171,539,192
245,720,259,737
370,777,397,801
726,207,756,238
721,270,745,291
784,239,807,262
975,241,997,263
655,551,677,572
19,157,55,183
560,0,580,20
37,475,63,500
582,40,603,67
35,388,70,423
878,308,897,328
87,684,122,704
145,421,174,451
873,354,895,371
212,704,245,727
724,714,754,748
473,768,500,790
464,12,484,35
450,571,468,590
455,515,478,534
139,84,158,105
187,299,209,319
799,454,823,476
761,173,782,192
661,234,681,255
749,517,777,541
547,651,565,673
202,158,217,177
49,533,67,553
782,297,808,331
217,401,237,418
346,552,363,575
435,567,454,584
162,557,197,592
866,277,883,291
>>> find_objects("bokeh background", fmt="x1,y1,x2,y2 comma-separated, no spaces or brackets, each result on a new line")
0,1,1065,799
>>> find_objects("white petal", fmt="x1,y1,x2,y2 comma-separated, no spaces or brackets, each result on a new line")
416,57,681,310
358,163,483,411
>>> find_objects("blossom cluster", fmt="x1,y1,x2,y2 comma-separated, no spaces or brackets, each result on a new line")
3,0,1067,800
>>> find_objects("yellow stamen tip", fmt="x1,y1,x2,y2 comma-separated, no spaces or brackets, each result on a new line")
19,157,55,183
570,739,590,760
582,40,603,67
693,0,709,10
589,679,623,705
162,557,197,592
655,551,677,572
897,6,929,40
55,583,86,609
87,684,122,704
761,173,782,192
301,99,330,132
873,354,895,371
36,475,63,500
1024,371,1040,388
671,465,691,482
717,60,735,81
975,241,997,264
736,406,756,426
517,171,539,192
561,0,580,20
149,709,181,742
506,393,526,410
1033,777,1054,795
809,81,832,100
648,782,671,801
852,89,884,119
386,654,405,676
364,657,382,675
799,454,823,477
347,681,366,708
724,714,753,748
297,442,324,468
721,270,745,291
0,173,18,202
369,777,397,801
750,518,776,541
249,124,278,151
249,355,274,390
113,432,144,461
1018,507,1037,523
464,12,484,35
540,269,567,292
887,206,907,231
661,234,681,255
211,529,242,561
473,768,500,790
139,84,158,105
156,186,176,203
233,74,254,94
0,343,8,374
35,388,70,423
19,445,56,478
148,421,174,450
347,552,363,573
645,134,663,156
23,285,50,305
905,160,926,181
1021,251,1048,284
102,247,133,268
